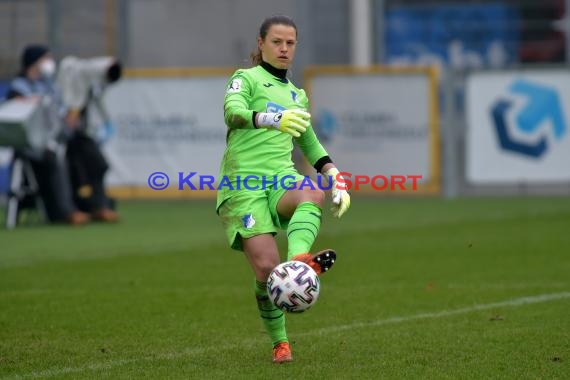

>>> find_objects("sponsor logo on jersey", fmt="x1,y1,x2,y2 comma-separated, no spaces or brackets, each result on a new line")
266,102,286,113
263,82,274,88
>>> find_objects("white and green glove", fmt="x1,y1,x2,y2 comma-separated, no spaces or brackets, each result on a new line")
256,109,311,138
324,167,351,218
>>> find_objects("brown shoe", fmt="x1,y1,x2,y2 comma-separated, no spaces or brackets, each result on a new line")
92,208,120,223
67,211,90,225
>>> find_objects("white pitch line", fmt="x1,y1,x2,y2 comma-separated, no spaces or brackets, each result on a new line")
301,291,570,337
4,291,570,380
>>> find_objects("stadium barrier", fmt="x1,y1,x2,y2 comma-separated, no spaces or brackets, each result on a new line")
304,65,441,195
103,65,441,199
103,67,233,199
443,66,570,197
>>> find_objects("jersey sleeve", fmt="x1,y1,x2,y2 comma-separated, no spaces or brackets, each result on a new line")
223,70,256,130
295,92,330,167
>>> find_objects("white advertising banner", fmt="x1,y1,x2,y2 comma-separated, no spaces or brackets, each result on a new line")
101,76,228,192
466,70,570,183
307,68,439,193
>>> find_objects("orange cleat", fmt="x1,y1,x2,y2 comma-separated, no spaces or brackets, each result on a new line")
291,249,336,275
272,342,293,363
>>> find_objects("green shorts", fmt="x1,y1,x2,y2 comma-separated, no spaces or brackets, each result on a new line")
217,171,306,251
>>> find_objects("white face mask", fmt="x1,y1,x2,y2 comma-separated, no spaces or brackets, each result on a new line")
39,59,56,78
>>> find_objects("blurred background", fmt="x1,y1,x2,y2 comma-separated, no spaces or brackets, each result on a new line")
0,0,567,75
1,3,570,377
1,0,570,219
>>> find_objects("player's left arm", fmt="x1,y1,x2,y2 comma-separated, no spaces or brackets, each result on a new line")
295,94,351,218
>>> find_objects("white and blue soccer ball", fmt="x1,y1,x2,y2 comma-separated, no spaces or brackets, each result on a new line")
267,261,320,313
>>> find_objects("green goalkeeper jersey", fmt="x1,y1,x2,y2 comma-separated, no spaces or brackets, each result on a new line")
217,64,329,208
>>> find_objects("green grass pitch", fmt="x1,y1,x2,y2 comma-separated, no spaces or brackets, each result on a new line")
1,197,569,379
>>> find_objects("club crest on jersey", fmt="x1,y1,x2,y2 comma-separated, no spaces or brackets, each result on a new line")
291,91,299,103
242,213,256,229
227,78,242,93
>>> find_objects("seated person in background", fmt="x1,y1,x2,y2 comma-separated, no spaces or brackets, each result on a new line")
56,56,122,222
6,44,90,225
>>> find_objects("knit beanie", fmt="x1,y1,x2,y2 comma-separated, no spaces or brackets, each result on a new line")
21,44,49,71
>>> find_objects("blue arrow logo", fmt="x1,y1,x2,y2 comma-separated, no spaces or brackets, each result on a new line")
510,81,565,138
490,79,567,158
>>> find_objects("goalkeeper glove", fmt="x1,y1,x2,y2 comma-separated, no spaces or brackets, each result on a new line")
323,167,351,218
256,109,310,138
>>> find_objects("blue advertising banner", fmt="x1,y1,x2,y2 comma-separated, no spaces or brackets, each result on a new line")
383,4,520,68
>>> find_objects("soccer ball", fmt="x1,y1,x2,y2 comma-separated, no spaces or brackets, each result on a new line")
267,261,320,313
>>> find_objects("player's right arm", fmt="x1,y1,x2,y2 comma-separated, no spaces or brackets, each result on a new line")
224,71,257,129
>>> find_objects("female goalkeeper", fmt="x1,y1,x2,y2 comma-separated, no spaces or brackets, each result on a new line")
216,14,350,363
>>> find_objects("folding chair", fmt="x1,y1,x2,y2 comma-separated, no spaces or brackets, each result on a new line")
0,98,47,229
5,150,46,229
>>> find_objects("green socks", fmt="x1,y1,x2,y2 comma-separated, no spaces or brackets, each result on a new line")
287,202,322,260
252,202,321,346
255,280,287,346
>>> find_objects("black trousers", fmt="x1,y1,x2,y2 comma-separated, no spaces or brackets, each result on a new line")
27,149,75,223
66,131,112,213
